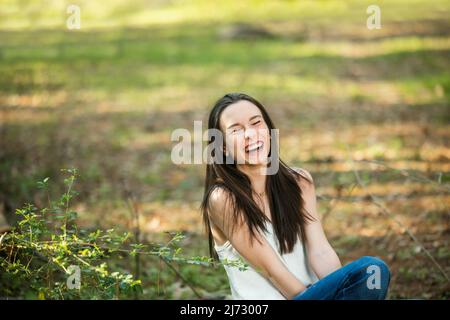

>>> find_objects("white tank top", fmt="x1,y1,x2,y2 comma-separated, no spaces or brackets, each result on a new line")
214,220,319,300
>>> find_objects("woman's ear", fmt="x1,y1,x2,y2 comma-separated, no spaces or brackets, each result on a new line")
223,146,229,156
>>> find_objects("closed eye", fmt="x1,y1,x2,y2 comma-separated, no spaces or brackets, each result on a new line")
251,120,261,126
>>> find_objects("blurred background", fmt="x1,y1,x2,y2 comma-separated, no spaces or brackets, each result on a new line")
0,0,449,299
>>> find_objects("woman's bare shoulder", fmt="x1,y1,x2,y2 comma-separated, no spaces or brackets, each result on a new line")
207,186,236,220
209,185,232,206
291,167,314,185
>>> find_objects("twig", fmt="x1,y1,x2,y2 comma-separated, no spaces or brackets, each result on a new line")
0,232,6,249
120,180,204,298
122,179,142,299
321,183,357,222
160,256,203,299
355,159,450,192
349,156,449,282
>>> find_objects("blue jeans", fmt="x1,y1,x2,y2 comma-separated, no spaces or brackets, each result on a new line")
292,256,391,300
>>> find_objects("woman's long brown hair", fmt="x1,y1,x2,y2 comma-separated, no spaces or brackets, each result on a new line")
200,93,315,261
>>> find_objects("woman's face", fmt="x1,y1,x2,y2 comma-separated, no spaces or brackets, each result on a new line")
219,100,271,165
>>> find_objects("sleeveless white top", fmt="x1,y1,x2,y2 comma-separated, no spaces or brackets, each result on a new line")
214,221,319,300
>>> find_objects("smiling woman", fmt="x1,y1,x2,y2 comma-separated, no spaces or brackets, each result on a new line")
200,93,391,300
220,102,270,167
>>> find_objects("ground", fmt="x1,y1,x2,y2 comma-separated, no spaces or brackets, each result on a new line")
0,0,449,299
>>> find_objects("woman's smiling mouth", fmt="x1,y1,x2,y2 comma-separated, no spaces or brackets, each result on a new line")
245,141,264,154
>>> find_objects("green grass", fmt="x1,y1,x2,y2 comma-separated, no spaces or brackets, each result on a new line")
1,0,449,299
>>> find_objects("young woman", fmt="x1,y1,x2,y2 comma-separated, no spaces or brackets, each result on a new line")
200,93,391,300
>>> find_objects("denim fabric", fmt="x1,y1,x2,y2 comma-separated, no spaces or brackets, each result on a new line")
292,256,391,300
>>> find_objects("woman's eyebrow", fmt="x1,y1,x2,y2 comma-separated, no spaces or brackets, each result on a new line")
226,115,262,130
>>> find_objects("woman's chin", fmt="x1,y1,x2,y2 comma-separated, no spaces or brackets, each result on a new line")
243,154,270,166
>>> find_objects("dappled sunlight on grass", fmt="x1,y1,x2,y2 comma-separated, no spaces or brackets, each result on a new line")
322,194,449,236
282,36,450,58
282,121,449,163
319,182,448,199
1,0,449,30
1,0,449,299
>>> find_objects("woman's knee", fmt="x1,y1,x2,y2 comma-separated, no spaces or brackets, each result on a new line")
354,256,390,299
357,256,391,283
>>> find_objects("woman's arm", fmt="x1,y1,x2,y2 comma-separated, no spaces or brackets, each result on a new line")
294,168,342,279
208,187,307,299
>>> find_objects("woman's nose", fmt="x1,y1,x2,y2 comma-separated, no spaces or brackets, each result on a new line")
244,127,258,140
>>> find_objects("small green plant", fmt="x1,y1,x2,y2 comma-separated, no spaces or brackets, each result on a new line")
0,168,247,299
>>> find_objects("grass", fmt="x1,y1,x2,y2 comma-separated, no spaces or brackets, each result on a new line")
0,0,449,299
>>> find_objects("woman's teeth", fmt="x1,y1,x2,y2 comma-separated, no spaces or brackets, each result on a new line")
246,141,263,153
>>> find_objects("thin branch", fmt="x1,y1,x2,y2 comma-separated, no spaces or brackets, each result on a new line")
355,159,450,192
160,256,203,298
349,156,449,282
123,187,141,298
321,182,357,222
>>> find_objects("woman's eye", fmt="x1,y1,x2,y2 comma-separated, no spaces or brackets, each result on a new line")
252,121,261,126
